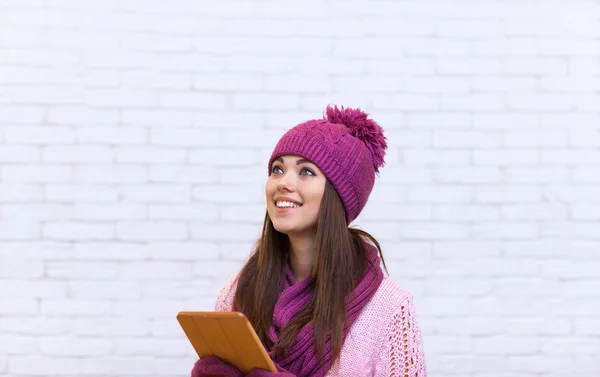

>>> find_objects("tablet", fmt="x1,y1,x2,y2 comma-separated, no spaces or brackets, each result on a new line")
177,311,277,374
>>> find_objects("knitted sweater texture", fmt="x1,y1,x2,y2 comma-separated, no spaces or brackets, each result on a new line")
215,276,427,377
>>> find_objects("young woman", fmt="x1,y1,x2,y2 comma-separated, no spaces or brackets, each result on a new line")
192,106,426,377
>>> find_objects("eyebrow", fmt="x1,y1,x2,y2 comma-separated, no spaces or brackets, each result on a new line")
274,157,313,165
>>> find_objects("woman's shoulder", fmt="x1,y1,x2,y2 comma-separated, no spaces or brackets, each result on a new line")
214,273,239,312
364,276,416,320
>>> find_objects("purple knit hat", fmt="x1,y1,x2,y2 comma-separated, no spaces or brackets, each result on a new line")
268,105,387,224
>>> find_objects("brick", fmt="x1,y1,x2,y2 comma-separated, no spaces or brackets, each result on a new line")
504,168,569,183
373,95,438,110
361,204,431,221
119,185,191,202
405,77,470,93
193,185,263,203
0,106,45,124
545,184,600,201
408,185,472,203
116,222,187,241
407,113,471,129
473,113,539,129
194,73,262,91
502,58,567,74
41,299,111,316
333,76,402,93
0,260,44,278
0,145,40,162
42,145,111,162
115,146,187,163
68,281,141,299
265,74,332,93
442,94,505,111
424,278,492,296
570,129,600,146
0,280,66,297
542,338,600,355
0,221,41,240
0,317,71,335
114,338,189,356
366,58,434,74
0,298,37,315
433,205,499,221
143,280,214,299
77,127,147,144
399,223,471,240
75,165,148,183
433,241,502,258
0,184,43,202
159,92,228,110
473,150,538,166
74,204,146,220
501,204,567,220
232,94,298,110
2,165,72,182
84,89,156,107
404,149,470,165
219,205,265,222
45,185,118,202
119,262,191,279
475,185,541,203
47,262,119,279
473,222,538,239
193,260,245,279
436,58,501,75
150,129,220,147
542,260,600,279
190,223,261,241
504,130,568,147
42,336,113,357
113,300,188,319
2,203,71,221
9,356,81,375
472,77,536,91
571,204,600,220
149,165,219,184
433,131,502,148
473,336,538,354
73,318,149,337
433,167,500,183
508,94,574,110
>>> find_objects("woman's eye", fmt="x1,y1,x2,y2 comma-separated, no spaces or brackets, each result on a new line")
271,166,283,174
301,167,315,176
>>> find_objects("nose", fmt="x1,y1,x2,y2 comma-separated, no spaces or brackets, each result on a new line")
277,170,296,192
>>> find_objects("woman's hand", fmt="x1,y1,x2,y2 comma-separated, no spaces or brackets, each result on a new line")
191,356,243,377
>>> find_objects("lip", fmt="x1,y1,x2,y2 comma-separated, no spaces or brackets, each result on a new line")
273,197,303,212
274,197,303,206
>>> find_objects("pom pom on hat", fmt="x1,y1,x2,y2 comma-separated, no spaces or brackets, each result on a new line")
324,105,388,173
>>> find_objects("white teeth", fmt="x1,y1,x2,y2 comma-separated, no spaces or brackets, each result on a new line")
276,201,301,208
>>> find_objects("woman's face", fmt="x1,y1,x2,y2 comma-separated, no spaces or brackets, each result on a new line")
266,155,326,237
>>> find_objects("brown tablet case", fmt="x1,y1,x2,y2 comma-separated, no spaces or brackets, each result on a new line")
177,311,277,374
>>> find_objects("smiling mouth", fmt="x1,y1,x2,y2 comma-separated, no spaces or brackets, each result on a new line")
275,201,302,208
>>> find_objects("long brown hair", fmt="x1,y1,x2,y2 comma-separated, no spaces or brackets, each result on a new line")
233,180,388,365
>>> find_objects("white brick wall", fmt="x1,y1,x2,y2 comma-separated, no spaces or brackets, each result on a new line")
1,1,599,376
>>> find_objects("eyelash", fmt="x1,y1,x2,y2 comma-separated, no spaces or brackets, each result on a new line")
271,166,316,176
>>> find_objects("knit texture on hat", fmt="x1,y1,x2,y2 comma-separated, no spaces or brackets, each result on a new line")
268,105,387,224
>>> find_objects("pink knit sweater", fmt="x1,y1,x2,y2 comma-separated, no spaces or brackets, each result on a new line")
215,276,427,377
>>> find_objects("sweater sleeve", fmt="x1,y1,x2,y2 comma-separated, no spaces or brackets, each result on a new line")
375,293,426,377
214,274,238,312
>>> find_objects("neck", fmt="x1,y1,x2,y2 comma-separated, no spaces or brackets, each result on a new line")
287,232,316,282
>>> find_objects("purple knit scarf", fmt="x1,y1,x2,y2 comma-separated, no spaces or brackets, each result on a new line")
265,243,384,377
